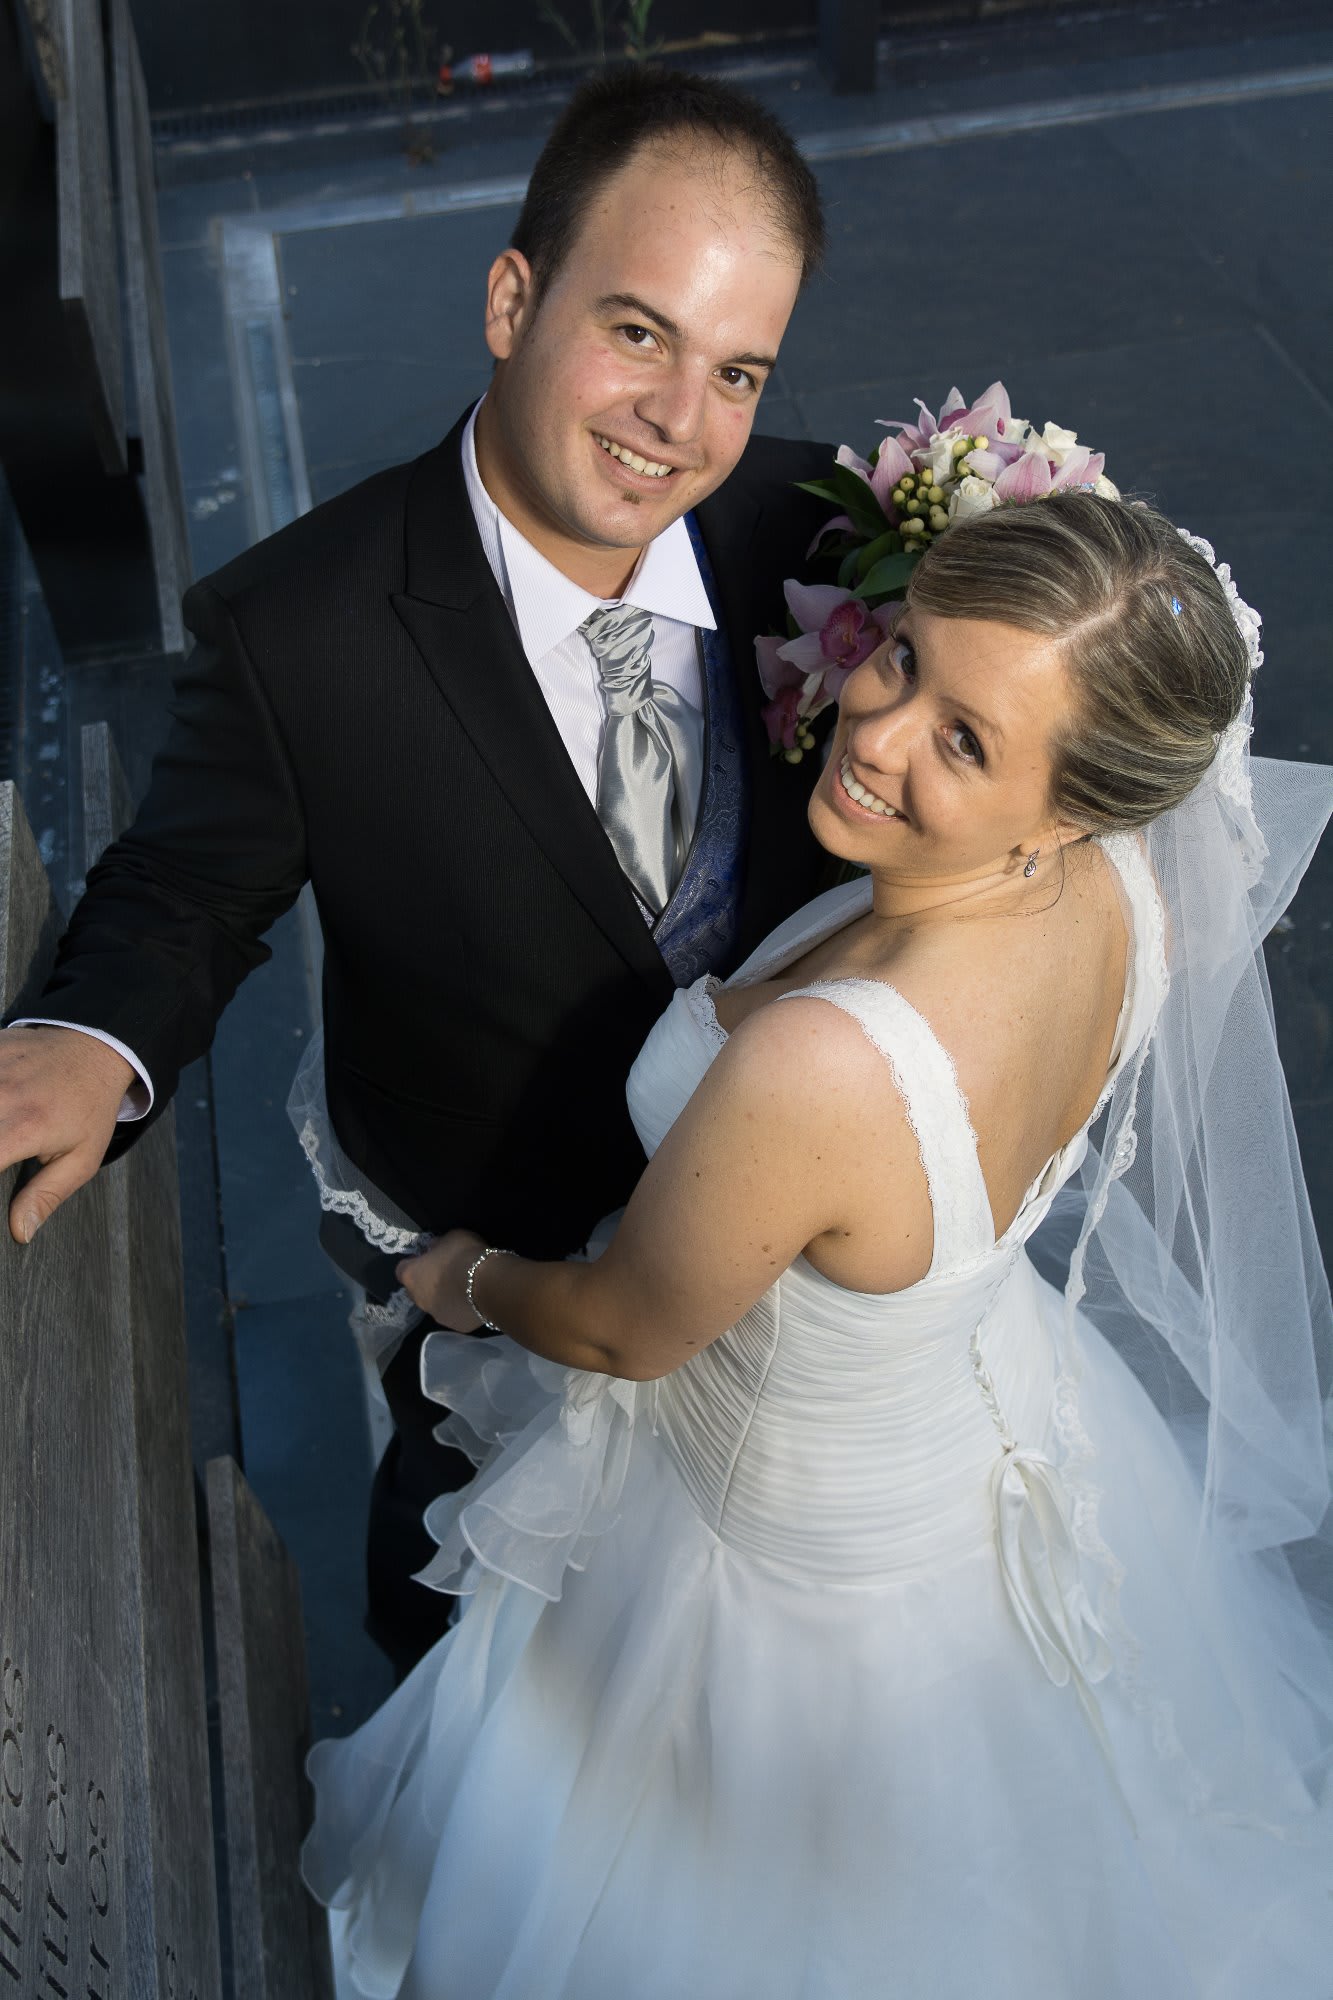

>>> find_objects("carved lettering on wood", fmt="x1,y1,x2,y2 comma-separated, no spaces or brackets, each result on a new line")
0,1656,23,1984
0,1651,122,1998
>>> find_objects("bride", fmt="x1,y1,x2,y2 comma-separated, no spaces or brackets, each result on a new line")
301,491,1333,1998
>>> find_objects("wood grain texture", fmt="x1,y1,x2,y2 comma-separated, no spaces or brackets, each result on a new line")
103,1114,223,2000
84,721,223,1998
206,1457,335,2000
80,721,133,875
110,0,190,656
0,755,223,1997
54,0,125,476
0,783,61,1021
12,0,67,107
0,779,129,1995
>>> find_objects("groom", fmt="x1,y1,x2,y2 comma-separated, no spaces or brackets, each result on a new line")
0,67,835,1672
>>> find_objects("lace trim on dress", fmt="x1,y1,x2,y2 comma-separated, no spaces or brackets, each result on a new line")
779,978,995,1277
1099,834,1170,1041
685,975,730,1055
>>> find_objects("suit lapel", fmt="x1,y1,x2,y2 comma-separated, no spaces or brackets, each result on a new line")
391,419,668,989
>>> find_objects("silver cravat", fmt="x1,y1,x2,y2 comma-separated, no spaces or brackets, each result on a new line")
581,603,704,916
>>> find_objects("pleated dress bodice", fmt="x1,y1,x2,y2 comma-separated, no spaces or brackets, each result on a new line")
625,842,1164,1589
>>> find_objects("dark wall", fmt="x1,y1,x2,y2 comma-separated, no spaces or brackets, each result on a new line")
127,0,817,115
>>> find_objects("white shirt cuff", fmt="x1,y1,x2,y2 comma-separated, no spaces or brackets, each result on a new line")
10,1020,155,1120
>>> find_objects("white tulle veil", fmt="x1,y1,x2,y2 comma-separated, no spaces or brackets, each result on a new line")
1034,534,1333,1679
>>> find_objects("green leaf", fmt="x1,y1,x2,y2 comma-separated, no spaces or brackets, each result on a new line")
793,479,844,506
852,530,903,583
858,550,921,601
837,545,862,590
826,465,891,538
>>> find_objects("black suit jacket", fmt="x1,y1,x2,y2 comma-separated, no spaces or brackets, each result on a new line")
35,413,836,1256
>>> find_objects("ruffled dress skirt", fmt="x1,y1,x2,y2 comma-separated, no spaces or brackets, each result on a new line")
302,1260,1333,2000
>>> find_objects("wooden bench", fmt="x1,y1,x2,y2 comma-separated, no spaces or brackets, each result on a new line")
0,725,331,1998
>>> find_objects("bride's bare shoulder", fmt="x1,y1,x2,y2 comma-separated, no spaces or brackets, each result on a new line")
881,846,1129,1118
893,840,1126,1006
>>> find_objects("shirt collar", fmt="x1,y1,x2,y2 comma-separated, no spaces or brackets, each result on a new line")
461,401,716,663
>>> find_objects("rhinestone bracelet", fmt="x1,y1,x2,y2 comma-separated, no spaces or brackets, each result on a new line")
464,1246,514,1331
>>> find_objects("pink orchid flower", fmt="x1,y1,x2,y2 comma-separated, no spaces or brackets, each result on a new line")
884,382,1029,479
761,681,806,751
1050,447,1106,491
756,633,800,697
960,447,1009,482
880,382,987,455
836,437,915,519
993,451,1054,503
807,511,856,558
880,392,952,459
781,582,896,680
955,380,1013,443
991,442,1108,503
757,584,897,750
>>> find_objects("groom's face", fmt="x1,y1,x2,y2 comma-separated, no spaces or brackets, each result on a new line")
476,139,804,593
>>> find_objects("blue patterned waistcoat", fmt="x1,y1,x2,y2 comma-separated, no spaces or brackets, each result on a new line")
650,512,751,989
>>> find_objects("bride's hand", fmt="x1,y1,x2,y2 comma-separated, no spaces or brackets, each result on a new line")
397,1229,489,1330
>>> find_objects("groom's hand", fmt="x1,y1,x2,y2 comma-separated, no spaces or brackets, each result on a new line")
0,1026,134,1242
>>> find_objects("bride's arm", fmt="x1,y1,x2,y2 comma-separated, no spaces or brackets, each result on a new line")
398,998,924,1381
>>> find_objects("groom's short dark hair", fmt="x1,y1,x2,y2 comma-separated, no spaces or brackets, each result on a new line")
512,67,825,296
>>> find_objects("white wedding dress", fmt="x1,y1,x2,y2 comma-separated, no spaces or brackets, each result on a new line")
303,840,1333,1999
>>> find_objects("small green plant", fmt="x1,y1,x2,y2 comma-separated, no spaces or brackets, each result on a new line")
352,0,447,162
537,0,659,64
622,0,657,59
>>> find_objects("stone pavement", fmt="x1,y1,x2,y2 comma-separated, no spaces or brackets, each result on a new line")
125,1,1333,1730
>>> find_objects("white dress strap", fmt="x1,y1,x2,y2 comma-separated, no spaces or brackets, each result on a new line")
780,978,995,1276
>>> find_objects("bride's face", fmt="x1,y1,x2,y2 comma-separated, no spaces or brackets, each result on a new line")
809,608,1076,885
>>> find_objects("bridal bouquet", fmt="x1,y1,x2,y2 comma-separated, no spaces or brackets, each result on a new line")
758,381,1119,758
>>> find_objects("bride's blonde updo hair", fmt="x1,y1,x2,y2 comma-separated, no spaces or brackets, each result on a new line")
903,493,1251,832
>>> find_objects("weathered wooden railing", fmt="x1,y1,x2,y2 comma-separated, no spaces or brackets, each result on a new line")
0,725,331,1999
1,0,190,661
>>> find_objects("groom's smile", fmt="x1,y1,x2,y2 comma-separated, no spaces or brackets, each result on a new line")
474,138,803,600
591,432,677,481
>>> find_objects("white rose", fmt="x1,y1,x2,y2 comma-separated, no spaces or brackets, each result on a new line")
948,474,1001,525
1093,473,1121,500
1036,420,1079,466
922,427,966,485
